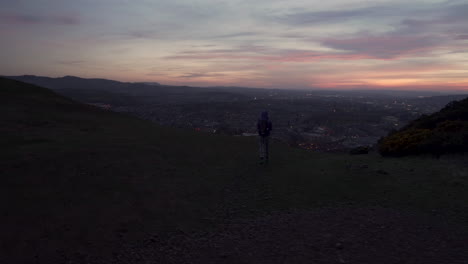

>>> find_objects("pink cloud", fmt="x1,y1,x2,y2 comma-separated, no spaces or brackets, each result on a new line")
164,49,378,62
163,33,448,64
321,35,441,59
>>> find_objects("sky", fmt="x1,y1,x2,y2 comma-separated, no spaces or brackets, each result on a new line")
1,0,468,90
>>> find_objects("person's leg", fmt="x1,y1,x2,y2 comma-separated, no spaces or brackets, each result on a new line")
265,136,269,163
258,136,265,163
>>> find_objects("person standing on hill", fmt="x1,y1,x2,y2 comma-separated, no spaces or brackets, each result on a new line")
257,111,272,164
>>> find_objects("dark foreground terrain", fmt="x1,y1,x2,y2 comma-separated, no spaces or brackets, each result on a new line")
1,77,468,263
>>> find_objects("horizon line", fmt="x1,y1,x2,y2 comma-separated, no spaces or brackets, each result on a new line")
4,73,468,94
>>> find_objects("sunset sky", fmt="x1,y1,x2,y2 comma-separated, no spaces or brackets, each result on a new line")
1,0,467,90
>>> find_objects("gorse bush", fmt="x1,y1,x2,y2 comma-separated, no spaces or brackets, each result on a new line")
378,128,432,156
378,97,468,156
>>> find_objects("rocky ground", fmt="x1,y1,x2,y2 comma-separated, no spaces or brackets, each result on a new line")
110,165,468,264
112,206,468,264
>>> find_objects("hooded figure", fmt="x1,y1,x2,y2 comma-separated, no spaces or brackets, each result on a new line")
257,111,272,164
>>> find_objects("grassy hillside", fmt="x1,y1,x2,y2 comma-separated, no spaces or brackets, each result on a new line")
378,97,468,156
1,77,467,263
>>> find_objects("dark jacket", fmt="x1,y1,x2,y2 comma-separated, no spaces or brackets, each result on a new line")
257,112,272,137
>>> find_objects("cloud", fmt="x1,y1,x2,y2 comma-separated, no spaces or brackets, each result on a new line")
177,72,226,78
164,32,452,62
321,34,442,59
275,6,381,25
397,4,468,34
455,34,468,40
444,3,468,22
2,0,467,90
273,2,468,40
308,3,468,60
312,3,468,60
0,13,80,25
164,46,377,62
124,29,159,39
212,32,260,39
179,45,270,54
57,60,85,66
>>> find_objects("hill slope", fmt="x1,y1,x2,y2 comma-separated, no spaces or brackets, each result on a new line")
1,77,259,262
1,77,468,263
378,97,468,156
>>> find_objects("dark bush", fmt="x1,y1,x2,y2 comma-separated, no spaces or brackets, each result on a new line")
378,97,468,156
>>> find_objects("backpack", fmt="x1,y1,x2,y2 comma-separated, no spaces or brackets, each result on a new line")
259,119,268,135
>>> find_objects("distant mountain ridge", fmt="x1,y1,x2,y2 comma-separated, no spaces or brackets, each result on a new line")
6,75,162,93
4,75,252,104
6,75,468,96
378,97,468,156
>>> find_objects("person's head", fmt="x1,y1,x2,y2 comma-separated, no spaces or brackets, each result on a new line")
260,111,269,120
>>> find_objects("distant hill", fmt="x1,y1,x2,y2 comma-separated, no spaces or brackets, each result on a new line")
7,75,467,106
378,97,468,156
4,75,250,104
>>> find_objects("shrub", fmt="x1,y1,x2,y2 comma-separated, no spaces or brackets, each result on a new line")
378,97,468,157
